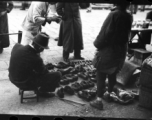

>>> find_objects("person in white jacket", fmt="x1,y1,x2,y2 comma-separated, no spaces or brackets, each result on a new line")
21,2,61,45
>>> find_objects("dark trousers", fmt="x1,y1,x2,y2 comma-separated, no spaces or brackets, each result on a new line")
13,71,62,92
36,71,62,92
96,71,117,98
63,49,81,59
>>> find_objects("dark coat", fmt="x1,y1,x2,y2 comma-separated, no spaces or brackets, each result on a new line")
0,1,13,48
56,3,83,53
93,8,133,73
8,43,48,88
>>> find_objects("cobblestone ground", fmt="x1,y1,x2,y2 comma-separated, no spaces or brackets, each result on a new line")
0,8,152,118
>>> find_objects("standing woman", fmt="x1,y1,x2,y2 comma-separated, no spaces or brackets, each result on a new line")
56,3,84,62
0,1,13,53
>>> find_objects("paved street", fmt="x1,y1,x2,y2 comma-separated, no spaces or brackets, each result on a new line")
0,7,152,118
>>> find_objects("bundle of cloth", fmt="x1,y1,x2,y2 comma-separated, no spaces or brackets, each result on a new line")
107,89,135,104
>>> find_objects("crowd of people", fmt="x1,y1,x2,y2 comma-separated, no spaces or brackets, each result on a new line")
0,1,145,110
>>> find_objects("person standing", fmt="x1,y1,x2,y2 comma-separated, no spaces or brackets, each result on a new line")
0,1,13,53
90,2,133,110
56,3,84,62
9,32,62,97
21,2,61,45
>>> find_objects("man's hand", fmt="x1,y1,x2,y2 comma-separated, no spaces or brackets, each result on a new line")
46,15,62,24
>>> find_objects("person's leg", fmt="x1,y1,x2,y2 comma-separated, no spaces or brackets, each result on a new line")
74,49,84,60
63,49,70,62
90,71,107,110
38,71,62,92
107,72,117,93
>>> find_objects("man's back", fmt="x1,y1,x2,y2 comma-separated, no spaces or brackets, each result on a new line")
8,43,44,86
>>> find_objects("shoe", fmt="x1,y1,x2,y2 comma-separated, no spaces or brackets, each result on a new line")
90,99,103,110
78,90,91,101
57,67,73,76
70,68,79,74
45,63,55,70
78,72,88,80
86,10,91,13
56,62,69,69
103,91,113,103
90,77,97,83
63,86,74,95
71,82,81,91
56,87,64,98
39,92,55,98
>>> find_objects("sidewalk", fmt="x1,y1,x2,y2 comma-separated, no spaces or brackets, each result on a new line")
0,8,152,118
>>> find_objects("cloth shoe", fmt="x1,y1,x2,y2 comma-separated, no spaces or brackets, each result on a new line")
90,99,103,110
56,87,64,98
103,91,113,102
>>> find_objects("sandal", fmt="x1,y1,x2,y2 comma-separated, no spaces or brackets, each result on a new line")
90,99,103,110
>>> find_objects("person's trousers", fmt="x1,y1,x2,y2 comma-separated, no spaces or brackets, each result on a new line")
27,71,62,92
63,49,81,59
96,71,117,98
37,71,62,92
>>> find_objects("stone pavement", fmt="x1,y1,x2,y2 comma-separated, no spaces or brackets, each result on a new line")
0,8,152,118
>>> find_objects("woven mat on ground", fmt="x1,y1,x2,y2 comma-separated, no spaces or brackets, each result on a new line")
117,60,140,86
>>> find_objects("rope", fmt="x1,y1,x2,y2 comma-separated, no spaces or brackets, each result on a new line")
0,32,22,36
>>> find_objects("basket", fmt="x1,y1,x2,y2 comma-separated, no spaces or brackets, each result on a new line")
139,67,152,88
139,86,152,110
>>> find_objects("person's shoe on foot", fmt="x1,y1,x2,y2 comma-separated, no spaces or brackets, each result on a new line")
103,91,113,102
90,98,103,110
74,56,84,60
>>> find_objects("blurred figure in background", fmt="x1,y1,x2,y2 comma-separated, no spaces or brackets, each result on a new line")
0,1,13,53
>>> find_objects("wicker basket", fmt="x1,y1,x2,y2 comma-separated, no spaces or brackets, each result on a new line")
139,67,152,88
139,86,152,110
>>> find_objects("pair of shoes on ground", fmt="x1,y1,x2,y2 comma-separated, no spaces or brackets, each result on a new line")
78,72,89,80
73,56,85,60
56,86,75,98
71,80,94,92
57,67,73,76
59,74,78,85
90,99,103,110
79,80,94,89
55,62,71,69
77,89,96,101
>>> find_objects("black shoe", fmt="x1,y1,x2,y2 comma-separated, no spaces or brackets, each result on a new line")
56,87,64,98
39,92,55,98
64,86,74,95
74,56,85,60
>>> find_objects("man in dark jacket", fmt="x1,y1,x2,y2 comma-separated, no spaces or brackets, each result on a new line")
8,32,62,97
90,2,133,110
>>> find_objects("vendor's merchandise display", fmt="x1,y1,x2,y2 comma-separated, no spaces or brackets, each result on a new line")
46,60,97,101
46,60,138,104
